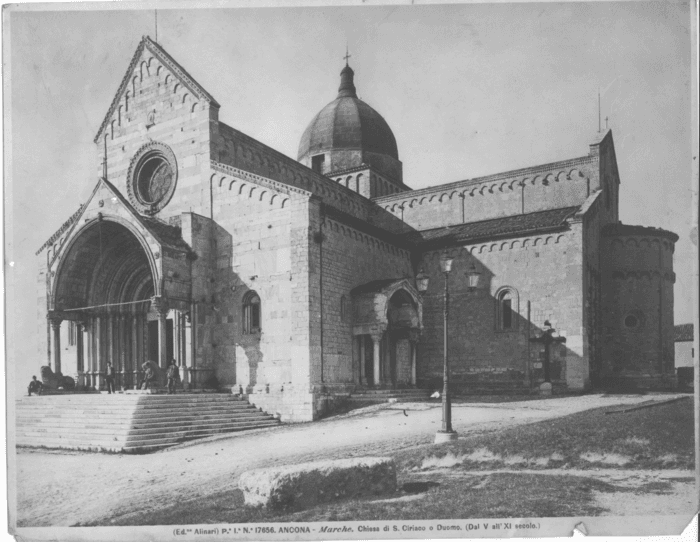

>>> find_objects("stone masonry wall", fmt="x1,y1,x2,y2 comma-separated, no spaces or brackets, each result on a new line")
317,217,413,385
601,231,676,386
95,46,215,223
214,123,371,222
208,175,297,389
416,224,587,392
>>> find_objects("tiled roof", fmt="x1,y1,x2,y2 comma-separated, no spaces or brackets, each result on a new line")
140,216,191,252
602,223,679,242
298,65,398,161
675,323,694,342
36,205,84,255
403,206,579,247
350,278,404,296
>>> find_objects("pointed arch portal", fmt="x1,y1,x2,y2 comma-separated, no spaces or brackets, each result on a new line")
47,220,175,390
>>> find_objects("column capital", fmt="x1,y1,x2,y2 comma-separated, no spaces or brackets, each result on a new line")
407,329,421,344
151,296,170,317
48,315,63,329
369,330,386,343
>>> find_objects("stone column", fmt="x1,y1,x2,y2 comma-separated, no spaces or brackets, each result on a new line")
85,319,93,388
76,322,85,373
409,330,420,387
132,314,140,389
152,296,169,369
107,313,115,374
359,335,366,385
49,317,62,375
174,311,181,366
119,314,127,389
179,311,189,388
94,315,102,390
185,309,194,388
370,332,384,387
410,342,417,386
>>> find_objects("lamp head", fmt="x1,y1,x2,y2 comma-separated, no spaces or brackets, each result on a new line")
466,263,481,288
439,253,454,274
415,269,430,293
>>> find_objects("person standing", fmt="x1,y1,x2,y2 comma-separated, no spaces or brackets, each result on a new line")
105,362,116,394
166,361,178,394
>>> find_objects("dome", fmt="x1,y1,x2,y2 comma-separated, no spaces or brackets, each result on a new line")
297,65,399,161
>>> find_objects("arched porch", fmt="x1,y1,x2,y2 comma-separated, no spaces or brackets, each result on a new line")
47,216,192,390
351,279,423,388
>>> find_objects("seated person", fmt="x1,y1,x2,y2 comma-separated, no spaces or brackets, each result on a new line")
28,376,44,396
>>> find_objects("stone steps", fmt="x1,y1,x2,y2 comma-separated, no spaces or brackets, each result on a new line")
15,393,280,453
347,388,432,403
16,413,274,431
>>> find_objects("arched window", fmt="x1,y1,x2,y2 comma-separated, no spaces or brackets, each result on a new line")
243,291,261,333
340,295,349,323
496,287,518,331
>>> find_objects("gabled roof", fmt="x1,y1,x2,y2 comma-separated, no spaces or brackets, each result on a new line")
95,177,191,253
675,323,694,342
350,278,405,296
403,206,579,248
36,205,84,255
94,35,219,143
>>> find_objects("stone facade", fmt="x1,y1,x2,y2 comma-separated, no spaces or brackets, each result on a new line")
36,36,677,422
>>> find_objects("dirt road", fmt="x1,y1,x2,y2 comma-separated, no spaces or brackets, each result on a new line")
13,393,688,526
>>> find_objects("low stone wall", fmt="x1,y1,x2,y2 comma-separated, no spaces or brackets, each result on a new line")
238,457,397,510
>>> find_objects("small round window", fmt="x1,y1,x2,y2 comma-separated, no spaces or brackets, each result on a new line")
623,312,645,331
127,142,178,214
136,155,174,204
624,315,639,329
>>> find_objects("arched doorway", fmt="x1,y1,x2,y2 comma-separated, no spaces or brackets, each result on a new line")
50,219,158,389
351,279,423,389
386,289,420,387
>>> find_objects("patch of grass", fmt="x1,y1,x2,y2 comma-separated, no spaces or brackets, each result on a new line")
398,397,694,471
89,472,616,525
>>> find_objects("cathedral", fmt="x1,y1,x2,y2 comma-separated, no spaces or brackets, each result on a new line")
36,36,678,421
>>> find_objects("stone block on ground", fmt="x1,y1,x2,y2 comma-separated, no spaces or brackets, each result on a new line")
238,457,397,510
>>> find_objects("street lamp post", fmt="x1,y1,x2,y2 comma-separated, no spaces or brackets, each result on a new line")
417,258,481,444
435,254,456,443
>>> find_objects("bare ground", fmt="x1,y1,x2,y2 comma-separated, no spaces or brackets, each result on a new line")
13,392,693,527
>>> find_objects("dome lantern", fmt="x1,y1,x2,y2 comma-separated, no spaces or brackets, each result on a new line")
337,65,357,98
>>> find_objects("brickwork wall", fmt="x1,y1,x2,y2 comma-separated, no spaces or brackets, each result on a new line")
317,217,413,384
416,225,586,391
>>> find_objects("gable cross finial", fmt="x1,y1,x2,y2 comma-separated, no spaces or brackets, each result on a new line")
343,44,351,66
605,116,609,130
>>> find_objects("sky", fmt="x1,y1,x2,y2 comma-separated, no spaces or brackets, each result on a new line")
3,1,694,392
